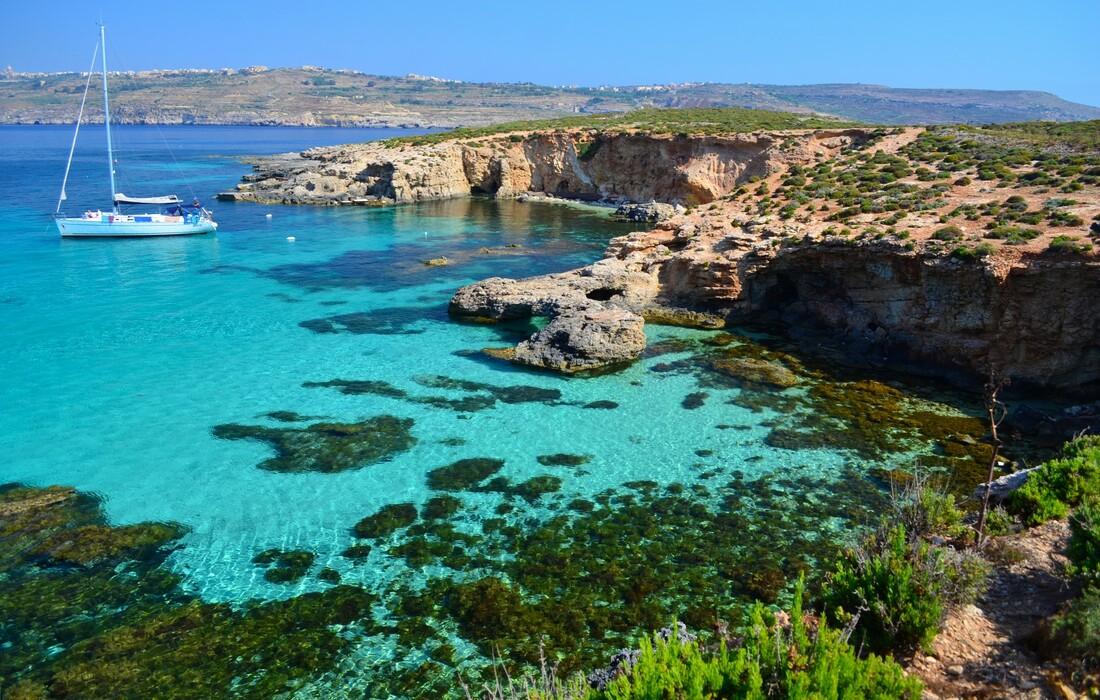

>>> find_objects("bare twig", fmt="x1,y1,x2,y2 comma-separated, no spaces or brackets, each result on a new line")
976,370,1010,546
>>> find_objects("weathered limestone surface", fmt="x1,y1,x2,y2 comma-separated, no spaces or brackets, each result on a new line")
452,222,1100,390
221,129,867,206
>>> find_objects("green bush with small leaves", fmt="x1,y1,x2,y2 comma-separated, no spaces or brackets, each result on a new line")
591,581,921,700
1008,436,1100,526
985,225,1040,243
1048,235,1092,254
824,526,945,654
932,225,964,241
1067,499,1100,584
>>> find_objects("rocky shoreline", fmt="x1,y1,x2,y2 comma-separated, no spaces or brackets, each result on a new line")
223,122,1100,398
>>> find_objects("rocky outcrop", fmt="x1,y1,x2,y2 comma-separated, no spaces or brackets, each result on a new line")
449,260,659,372
452,224,1100,392
220,129,870,206
614,201,685,223
973,467,1043,502
513,305,647,372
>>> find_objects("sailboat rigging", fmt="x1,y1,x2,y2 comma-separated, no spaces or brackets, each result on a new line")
54,24,217,238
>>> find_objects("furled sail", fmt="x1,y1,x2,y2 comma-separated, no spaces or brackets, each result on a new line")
114,194,182,206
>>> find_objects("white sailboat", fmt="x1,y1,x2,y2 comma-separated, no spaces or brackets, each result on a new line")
55,25,217,238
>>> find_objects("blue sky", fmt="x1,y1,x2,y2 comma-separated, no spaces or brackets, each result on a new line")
3,0,1098,107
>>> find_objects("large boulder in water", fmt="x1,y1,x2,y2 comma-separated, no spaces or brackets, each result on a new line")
513,304,646,372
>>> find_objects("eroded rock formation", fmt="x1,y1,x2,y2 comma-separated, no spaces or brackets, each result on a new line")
221,129,869,206
224,124,1100,390
452,224,1100,390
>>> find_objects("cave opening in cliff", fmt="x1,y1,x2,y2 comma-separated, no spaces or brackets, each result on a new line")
585,288,623,302
762,273,800,312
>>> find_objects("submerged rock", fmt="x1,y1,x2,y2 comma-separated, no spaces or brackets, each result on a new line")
354,503,418,539
252,548,316,584
712,358,800,388
427,458,506,491
211,415,416,473
537,453,592,467
583,400,619,410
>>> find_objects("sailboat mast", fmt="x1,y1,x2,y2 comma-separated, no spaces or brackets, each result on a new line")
100,24,118,214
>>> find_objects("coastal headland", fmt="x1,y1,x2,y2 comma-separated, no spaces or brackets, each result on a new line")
224,109,1100,398
4,67,1100,127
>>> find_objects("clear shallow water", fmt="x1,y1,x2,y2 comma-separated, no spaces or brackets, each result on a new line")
0,125,986,695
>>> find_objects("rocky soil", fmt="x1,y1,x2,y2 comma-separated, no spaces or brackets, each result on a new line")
907,521,1079,699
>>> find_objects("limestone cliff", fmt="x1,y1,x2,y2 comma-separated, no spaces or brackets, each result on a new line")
220,129,870,207
451,227,1100,392
445,125,1100,393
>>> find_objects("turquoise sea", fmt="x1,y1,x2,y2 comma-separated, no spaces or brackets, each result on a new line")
0,125,1002,697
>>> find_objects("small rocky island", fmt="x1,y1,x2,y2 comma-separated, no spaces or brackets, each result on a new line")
224,110,1100,395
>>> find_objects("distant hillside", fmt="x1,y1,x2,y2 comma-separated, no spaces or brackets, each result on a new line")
1,66,1097,128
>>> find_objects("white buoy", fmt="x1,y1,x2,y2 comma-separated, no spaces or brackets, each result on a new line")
266,213,273,219
286,236,296,241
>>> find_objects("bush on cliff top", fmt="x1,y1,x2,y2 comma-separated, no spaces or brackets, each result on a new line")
382,107,867,147
822,469,988,656
823,526,945,655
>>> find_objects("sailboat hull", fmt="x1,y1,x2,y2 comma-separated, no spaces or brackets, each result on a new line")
56,27,220,240
57,217,217,237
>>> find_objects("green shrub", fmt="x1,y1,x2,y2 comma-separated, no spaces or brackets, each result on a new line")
933,225,964,241
593,582,921,700
1008,436,1100,526
985,225,1040,243
983,506,1014,537
1068,499,1100,584
887,470,968,542
951,245,976,260
823,464,990,658
1048,235,1092,254
1045,588,1100,681
823,526,945,654
1048,211,1085,227
575,139,602,161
